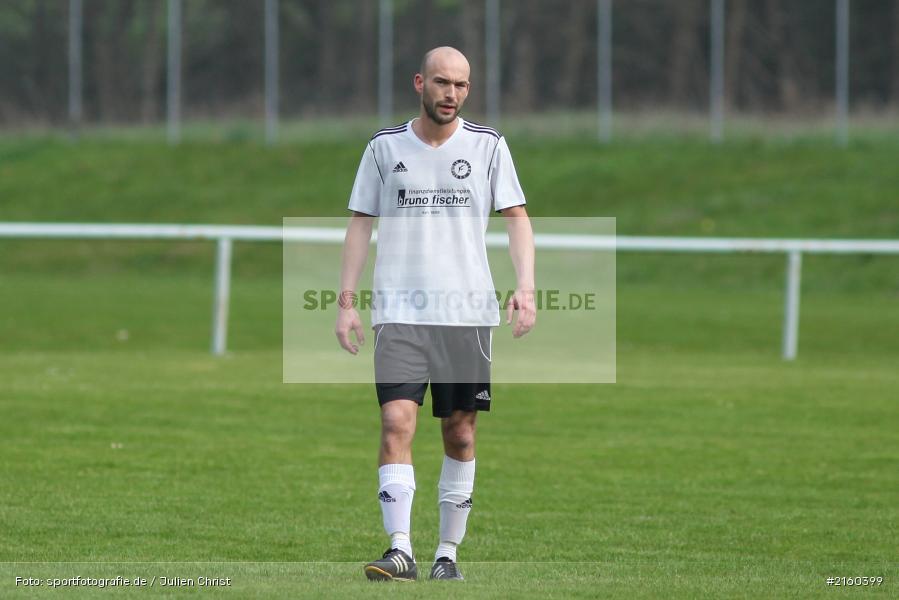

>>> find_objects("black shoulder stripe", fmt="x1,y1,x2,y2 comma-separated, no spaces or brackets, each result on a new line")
371,128,407,140
376,122,407,132
464,120,501,135
463,124,500,139
463,123,500,136
371,123,407,139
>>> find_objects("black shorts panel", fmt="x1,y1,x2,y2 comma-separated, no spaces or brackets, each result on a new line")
373,323,492,418
376,382,428,406
430,381,491,418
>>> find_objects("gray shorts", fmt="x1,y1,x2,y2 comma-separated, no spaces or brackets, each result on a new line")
373,323,492,418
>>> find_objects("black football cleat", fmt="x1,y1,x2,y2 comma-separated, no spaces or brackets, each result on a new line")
364,548,418,582
429,556,464,580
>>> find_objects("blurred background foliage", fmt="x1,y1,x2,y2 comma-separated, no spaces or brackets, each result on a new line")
2,0,899,126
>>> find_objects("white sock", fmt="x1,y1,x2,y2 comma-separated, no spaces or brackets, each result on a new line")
436,456,475,562
378,464,415,558
391,532,412,557
435,541,458,562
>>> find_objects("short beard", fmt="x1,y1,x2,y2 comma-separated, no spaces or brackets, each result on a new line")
422,96,458,125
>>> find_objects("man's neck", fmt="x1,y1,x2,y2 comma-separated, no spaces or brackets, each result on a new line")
411,114,459,148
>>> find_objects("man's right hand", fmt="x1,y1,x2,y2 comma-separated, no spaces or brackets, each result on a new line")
335,307,365,355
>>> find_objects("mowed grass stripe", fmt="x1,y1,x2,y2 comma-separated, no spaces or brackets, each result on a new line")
1,348,896,597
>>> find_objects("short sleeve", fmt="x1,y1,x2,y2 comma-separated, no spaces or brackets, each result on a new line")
347,143,382,216
490,137,526,212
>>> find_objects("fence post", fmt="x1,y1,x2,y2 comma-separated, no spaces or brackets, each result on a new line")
835,0,850,146
709,0,725,143
167,0,182,145
782,250,802,361
597,0,613,143
485,0,501,125
211,238,233,356
264,0,279,145
378,0,394,127
68,0,83,135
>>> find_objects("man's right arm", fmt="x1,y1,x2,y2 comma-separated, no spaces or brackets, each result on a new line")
335,212,374,354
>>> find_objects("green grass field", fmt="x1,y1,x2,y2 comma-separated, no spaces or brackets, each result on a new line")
0,128,897,598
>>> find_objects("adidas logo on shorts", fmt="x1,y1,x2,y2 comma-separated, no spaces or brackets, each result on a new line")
475,390,490,401
378,491,397,503
392,161,408,173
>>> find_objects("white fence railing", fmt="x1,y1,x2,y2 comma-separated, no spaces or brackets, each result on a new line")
2,222,897,360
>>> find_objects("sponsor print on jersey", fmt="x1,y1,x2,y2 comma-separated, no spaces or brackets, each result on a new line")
451,159,472,179
396,188,471,208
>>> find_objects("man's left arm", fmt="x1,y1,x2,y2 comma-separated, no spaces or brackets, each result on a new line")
501,205,536,338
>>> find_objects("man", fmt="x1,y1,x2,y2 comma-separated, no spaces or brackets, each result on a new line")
336,46,535,582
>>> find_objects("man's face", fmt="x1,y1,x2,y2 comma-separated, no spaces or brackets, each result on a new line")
419,70,470,125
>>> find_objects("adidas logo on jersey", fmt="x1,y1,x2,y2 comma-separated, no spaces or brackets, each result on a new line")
378,491,397,503
392,161,408,173
476,390,490,401
455,497,473,510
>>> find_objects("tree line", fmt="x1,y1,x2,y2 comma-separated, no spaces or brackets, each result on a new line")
1,0,898,125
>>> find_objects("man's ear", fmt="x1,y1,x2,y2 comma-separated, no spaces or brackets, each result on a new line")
413,73,424,93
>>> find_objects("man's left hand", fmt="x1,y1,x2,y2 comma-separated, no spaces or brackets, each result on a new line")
505,288,536,338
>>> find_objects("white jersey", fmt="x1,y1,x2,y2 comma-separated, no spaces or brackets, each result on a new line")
347,118,526,326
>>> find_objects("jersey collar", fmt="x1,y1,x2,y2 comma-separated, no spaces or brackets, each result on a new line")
407,117,464,151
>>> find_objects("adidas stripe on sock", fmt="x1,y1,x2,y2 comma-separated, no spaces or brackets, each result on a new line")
436,456,475,562
378,464,415,558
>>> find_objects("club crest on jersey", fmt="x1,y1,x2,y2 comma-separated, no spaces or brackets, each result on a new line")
451,159,471,179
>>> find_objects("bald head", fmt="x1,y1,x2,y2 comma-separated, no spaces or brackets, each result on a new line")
415,47,471,125
420,46,470,81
